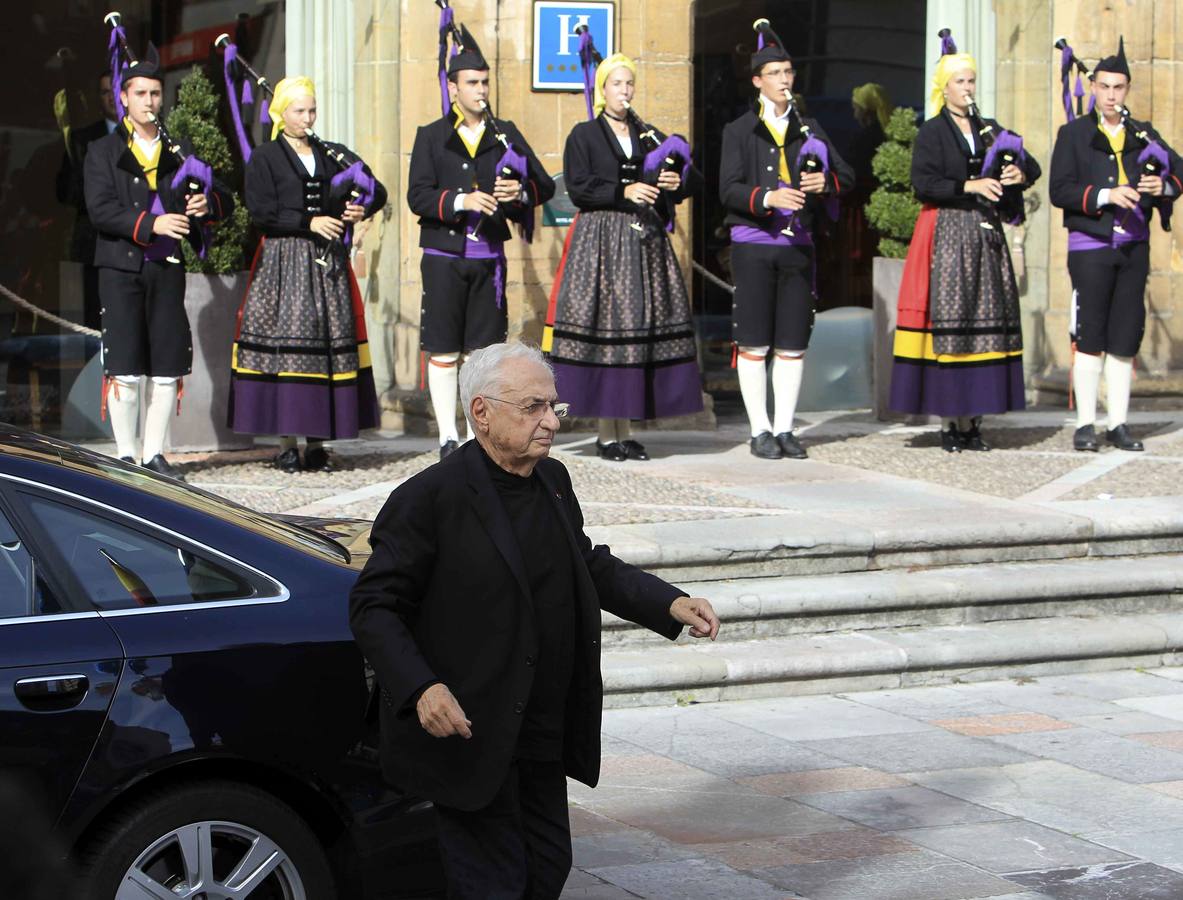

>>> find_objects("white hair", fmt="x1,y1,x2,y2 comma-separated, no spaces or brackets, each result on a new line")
459,342,553,429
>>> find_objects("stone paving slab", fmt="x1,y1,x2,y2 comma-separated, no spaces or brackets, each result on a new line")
894,820,1131,874
1005,861,1183,899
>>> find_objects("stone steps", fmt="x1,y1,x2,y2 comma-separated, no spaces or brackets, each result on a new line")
602,555,1183,648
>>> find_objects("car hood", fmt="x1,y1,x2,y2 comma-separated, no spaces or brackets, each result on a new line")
273,514,373,569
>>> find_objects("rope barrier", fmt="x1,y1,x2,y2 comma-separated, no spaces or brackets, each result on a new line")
691,260,735,295
0,283,100,338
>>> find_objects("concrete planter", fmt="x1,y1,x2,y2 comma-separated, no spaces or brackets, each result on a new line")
171,271,253,452
871,256,905,420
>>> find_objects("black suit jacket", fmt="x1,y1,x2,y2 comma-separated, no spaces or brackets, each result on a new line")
244,137,387,239
563,115,701,227
911,111,1042,207
56,119,113,214
719,107,852,231
83,122,234,272
406,114,555,253
1050,113,1183,238
349,441,684,811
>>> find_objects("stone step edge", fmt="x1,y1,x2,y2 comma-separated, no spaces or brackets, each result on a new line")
600,555,1183,632
600,613,1183,696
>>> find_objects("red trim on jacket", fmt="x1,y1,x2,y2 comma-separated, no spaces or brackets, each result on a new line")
132,211,150,246
1171,174,1182,194
212,192,224,221
438,190,449,221
748,187,763,215
1082,185,1093,213
831,171,840,192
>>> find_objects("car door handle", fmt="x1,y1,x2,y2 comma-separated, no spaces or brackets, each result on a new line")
14,674,90,711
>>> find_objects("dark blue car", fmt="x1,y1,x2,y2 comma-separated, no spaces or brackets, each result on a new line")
0,425,440,899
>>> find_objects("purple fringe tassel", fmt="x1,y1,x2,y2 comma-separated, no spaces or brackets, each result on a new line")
643,134,693,232
330,161,377,248
221,42,254,162
495,144,533,242
438,6,454,118
109,26,128,121
170,156,215,259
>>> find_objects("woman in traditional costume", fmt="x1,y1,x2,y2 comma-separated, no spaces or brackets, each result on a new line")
889,31,1040,451
229,76,386,471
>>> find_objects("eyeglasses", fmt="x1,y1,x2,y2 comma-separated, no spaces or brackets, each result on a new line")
763,67,796,78
483,396,569,418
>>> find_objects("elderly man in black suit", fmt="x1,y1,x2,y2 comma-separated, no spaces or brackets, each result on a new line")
350,342,719,899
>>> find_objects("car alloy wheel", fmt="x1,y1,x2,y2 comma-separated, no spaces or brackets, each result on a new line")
116,819,307,899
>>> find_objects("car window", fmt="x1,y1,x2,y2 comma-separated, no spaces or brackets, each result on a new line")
0,506,62,618
22,496,269,612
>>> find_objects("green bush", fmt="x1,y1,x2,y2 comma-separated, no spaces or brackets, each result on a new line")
864,107,921,259
166,68,251,273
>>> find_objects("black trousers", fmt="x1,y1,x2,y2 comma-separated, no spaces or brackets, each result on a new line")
98,261,191,377
731,242,815,351
433,759,571,900
419,253,507,353
1067,242,1150,357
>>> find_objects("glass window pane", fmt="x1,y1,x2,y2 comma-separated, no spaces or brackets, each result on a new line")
23,497,262,612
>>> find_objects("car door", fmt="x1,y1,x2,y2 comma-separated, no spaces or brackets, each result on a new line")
0,495,123,826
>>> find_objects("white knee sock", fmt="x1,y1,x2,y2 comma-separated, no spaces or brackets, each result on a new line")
141,377,178,462
106,376,140,460
771,353,804,435
427,354,460,445
1104,354,1133,429
737,349,772,437
1073,352,1103,428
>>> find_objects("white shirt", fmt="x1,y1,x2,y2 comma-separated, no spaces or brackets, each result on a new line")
759,94,792,208
297,152,317,176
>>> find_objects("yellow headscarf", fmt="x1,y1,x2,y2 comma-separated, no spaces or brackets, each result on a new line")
929,53,976,117
852,83,894,131
593,53,636,118
269,76,317,141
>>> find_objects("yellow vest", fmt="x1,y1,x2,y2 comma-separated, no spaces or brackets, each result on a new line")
1100,122,1129,186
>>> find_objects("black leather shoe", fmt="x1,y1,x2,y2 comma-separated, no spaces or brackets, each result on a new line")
303,445,339,472
620,439,650,461
596,441,628,462
775,431,807,459
274,447,301,472
143,454,185,481
1073,424,1099,452
959,417,991,451
750,432,783,459
1106,424,1144,451
941,426,965,453
439,439,459,461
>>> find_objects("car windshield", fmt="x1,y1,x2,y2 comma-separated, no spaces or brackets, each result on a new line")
2,437,350,564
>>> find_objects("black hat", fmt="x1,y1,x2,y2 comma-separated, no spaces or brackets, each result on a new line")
1094,35,1131,79
447,24,489,75
121,42,163,86
750,19,791,74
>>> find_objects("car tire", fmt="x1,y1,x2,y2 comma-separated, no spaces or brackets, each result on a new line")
77,779,338,900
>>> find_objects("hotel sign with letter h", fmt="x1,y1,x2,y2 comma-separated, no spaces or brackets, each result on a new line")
532,1,615,91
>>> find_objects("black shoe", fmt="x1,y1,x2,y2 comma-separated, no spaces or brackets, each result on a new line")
620,439,650,461
119,456,136,465
941,426,965,453
143,454,185,481
1073,424,1099,452
959,417,991,452
303,445,339,472
274,447,302,473
750,432,783,459
775,431,807,459
596,441,628,462
439,439,459,461
1106,423,1144,452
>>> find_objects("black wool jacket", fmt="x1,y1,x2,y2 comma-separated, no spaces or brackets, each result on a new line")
244,137,387,239
719,106,853,231
563,115,701,227
83,121,234,273
1050,113,1183,239
349,440,685,811
407,114,554,254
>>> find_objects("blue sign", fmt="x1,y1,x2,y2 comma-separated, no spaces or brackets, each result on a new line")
532,2,615,92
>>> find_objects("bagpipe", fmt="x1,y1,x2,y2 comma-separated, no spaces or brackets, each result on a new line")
752,19,837,238
472,99,531,241
214,35,377,263
1054,36,1171,231
105,11,213,262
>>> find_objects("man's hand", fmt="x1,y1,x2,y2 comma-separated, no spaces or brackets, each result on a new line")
492,177,521,203
657,170,681,192
184,193,209,217
799,171,827,194
341,201,366,223
1000,164,1025,187
1138,174,1165,196
151,213,190,239
463,191,499,216
624,182,661,205
670,596,720,640
765,186,806,211
310,215,345,240
965,178,1003,201
416,683,473,739
1108,185,1142,210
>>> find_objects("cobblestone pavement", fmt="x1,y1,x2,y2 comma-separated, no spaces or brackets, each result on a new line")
562,669,1183,899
